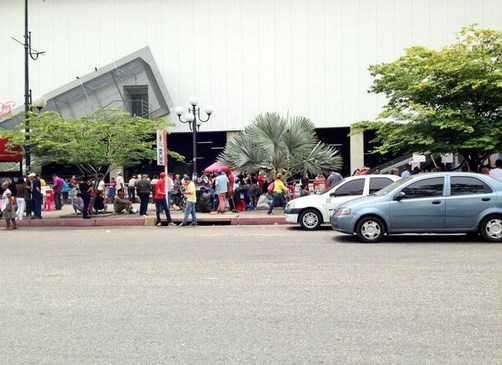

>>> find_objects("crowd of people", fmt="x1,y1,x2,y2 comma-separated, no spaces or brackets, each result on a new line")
2,159,502,229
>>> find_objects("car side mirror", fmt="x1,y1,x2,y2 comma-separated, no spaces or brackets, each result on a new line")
395,191,407,201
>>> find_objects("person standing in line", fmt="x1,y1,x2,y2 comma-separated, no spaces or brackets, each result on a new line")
214,170,229,214
96,174,106,194
79,176,93,219
137,174,151,216
107,177,117,203
166,172,174,207
267,173,288,215
15,177,27,220
1,180,17,230
51,173,64,210
150,175,159,191
69,175,78,213
127,175,137,202
24,178,33,218
61,179,70,206
29,173,43,219
178,175,197,227
325,169,343,190
115,171,125,192
401,164,412,178
173,174,181,193
154,172,175,227
489,159,502,182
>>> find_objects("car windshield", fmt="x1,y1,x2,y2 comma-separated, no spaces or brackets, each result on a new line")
373,176,411,196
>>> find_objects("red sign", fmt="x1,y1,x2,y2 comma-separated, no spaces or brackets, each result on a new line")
0,138,23,163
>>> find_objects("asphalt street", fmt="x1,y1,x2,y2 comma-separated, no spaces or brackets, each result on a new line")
1,226,501,365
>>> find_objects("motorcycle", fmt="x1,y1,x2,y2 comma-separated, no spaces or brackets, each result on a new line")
170,190,186,211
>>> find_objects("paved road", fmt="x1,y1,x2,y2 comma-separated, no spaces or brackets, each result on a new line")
1,226,501,364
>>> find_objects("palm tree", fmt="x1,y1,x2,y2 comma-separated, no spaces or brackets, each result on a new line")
217,112,342,178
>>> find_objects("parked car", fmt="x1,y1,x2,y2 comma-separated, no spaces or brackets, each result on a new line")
330,172,502,243
284,174,400,230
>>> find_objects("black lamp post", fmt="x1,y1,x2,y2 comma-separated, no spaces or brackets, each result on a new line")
174,98,213,176
24,0,45,174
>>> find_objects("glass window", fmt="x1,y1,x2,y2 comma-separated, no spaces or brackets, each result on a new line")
369,177,395,194
450,177,492,195
335,179,365,196
400,177,444,198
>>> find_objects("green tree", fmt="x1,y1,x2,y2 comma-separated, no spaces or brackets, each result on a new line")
353,25,502,171
0,109,183,179
217,112,342,177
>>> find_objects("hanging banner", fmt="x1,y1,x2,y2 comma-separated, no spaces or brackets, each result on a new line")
0,101,15,122
156,129,168,166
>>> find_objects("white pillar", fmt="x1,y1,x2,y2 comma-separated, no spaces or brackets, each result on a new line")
350,128,364,175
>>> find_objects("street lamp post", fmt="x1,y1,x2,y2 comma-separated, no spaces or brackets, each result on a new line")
25,91,46,173
23,0,45,174
174,98,213,176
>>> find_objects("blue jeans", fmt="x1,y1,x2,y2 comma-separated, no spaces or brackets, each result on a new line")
54,192,62,210
267,192,286,214
182,201,197,225
155,198,173,224
32,194,42,218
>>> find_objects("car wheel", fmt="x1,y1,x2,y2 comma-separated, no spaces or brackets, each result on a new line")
480,215,502,242
299,209,322,230
356,216,385,243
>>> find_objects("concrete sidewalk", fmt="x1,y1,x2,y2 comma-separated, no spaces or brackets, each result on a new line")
2,201,288,228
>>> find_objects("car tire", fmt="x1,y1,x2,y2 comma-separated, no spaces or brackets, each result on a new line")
299,209,322,230
356,216,385,243
480,215,502,242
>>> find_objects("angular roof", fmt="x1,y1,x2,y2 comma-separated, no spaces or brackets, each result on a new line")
1,47,172,129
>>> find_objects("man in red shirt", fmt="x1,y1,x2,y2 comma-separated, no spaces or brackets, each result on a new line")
154,172,175,227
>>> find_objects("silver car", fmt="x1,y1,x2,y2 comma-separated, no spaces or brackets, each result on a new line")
331,172,502,243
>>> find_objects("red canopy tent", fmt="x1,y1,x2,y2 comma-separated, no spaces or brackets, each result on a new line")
0,138,23,163
203,161,230,173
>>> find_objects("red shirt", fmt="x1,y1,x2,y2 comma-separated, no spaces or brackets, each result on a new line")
154,178,166,199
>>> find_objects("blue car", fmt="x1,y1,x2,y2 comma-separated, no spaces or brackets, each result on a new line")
330,172,502,243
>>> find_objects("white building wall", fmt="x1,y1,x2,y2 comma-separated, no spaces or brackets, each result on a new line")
1,0,501,132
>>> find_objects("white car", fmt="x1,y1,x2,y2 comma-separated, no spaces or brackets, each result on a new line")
284,174,401,230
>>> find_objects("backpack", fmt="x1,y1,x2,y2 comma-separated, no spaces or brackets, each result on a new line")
267,182,274,194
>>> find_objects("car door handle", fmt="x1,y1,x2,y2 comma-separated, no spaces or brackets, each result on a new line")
432,201,441,205
482,198,491,201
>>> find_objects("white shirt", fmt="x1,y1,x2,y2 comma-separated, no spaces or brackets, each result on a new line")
489,168,502,182
1,188,11,211
116,175,125,190
97,180,105,191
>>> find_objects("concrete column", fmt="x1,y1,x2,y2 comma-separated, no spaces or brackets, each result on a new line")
226,131,237,142
350,128,364,174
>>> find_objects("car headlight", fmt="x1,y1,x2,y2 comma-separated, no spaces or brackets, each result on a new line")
286,201,295,210
335,207,351,216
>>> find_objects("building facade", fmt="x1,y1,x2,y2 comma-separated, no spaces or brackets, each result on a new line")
1,0,501,175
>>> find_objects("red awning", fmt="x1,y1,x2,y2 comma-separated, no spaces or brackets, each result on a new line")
203,161,230,173
0,138,23,162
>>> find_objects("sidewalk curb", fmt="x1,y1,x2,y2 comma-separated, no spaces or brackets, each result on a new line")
2,215,288,228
